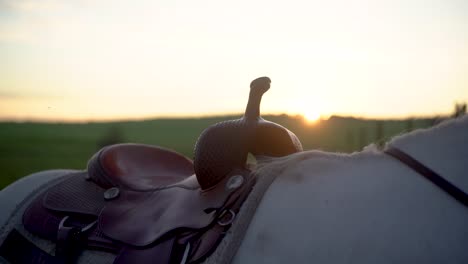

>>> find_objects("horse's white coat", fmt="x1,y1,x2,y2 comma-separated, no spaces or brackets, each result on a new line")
233,115,468,263
390,116,468,194
1,116,467,264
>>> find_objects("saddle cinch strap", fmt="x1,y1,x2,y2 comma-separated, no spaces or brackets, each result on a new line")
22,144,256,263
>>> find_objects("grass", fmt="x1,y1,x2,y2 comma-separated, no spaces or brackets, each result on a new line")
0,115,435,189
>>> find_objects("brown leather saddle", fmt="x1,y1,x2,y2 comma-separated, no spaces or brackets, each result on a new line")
23,143,254,263
17,77,303,264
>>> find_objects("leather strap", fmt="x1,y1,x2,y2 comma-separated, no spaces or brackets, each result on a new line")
385,147,468,208
0,229,62,264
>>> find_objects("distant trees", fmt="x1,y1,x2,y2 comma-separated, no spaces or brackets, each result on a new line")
453,103,467,118
97,126,124,149
375,121,384,148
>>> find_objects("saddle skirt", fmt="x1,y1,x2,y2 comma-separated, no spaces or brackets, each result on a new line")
22,143,256,263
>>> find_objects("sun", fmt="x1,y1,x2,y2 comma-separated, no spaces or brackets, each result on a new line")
304,112,321,123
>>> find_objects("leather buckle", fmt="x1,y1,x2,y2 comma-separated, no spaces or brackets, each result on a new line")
217,209,236,226
56,216,97,262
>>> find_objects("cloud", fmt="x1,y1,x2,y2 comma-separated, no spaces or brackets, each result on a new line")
0,0,82,44
0,1,48,43
0,90,63,100
0,0,61,12
0,91,22,99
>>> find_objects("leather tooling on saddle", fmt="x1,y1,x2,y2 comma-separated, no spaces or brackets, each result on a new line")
19,77,303,264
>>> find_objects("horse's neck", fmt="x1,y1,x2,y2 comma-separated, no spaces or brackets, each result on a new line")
388,115,468,192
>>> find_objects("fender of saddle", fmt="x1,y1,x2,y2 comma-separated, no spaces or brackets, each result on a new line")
23,143,255,262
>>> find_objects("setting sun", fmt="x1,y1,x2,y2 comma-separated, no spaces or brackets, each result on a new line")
304,112,321,123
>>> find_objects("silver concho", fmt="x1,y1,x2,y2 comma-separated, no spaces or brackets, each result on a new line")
104,187,120,200
226,175,244,190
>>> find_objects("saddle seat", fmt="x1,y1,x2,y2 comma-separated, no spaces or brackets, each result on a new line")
88,143,194,191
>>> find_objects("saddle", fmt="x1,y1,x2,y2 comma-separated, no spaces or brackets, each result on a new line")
16,77,303,264
21,143,255,263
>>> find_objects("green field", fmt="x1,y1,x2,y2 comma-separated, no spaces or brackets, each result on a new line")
0,115,434,189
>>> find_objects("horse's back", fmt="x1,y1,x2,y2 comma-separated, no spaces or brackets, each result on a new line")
234,150,468,264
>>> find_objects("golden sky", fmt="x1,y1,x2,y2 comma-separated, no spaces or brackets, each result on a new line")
0,0,467,121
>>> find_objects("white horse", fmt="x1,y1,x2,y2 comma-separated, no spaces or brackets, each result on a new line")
1,115,467,264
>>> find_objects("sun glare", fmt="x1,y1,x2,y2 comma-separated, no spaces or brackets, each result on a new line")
304,112,321,123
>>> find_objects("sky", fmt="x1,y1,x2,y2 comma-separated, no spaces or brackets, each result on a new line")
0,0,467,122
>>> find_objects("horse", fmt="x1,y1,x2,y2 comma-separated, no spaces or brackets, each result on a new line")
1,74,467,263
1,115,467,263
234,114,468,264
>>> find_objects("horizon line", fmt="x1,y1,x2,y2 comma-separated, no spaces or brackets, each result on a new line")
0,111,453,124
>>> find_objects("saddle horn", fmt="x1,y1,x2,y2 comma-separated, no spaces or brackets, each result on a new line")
194,77,303,190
